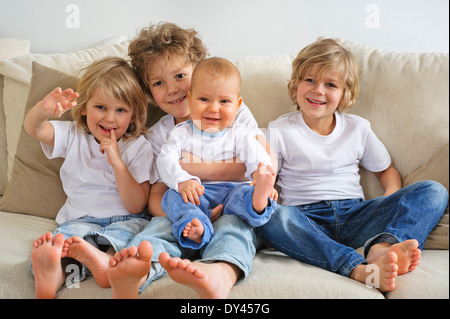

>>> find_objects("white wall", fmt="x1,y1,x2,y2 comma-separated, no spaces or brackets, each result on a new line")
0,0,448,56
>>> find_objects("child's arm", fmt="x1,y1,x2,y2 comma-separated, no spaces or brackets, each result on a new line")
179,151,248,181
101,129,150,214
148,182,169,216
24,87,79,146
372,163,402,196
180,134,277,181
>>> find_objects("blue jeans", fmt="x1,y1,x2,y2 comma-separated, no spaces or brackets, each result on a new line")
256,181,448,277
162,183,275,249
54,214,150,252
130,214,262,292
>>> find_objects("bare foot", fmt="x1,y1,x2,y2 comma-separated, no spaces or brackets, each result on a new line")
183,218,205,244
351,251,398,292
107,241,153,299
367,239,421,275
252,163,276,213
159,252,239,299
31,232,66,299
62,236,111,287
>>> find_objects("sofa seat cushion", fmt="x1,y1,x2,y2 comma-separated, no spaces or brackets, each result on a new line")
0,211,386,299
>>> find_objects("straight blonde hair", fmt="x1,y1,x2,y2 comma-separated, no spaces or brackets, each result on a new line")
72,57,148,139
288,38,360,112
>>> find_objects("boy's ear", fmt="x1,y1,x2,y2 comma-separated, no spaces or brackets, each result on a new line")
187,91,191,103
238,97,243,108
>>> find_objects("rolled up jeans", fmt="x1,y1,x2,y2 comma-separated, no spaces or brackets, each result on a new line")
256,181,448,277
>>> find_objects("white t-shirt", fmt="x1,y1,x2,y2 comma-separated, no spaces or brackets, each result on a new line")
146,101,262,183
41,121,153,224
266,111,391,206
157,121,272,192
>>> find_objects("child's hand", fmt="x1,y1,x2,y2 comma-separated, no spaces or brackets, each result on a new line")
100,129,124,167
178,180,205,205
38,87,79,118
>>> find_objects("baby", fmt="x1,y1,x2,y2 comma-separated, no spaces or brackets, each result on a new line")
157,57,277,249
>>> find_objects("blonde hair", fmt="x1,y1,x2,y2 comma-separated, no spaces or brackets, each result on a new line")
129,22,208,102
191,57,241,95
72,57,148,139
288,38,360,112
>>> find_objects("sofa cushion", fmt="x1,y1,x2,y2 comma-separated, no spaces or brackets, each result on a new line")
0,211,385,299
0,38,31,195
403,143,449,250
384,250,449,299
0,62,77,218
335,39,449,200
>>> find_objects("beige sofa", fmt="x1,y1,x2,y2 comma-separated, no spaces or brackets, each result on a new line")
0,37,448,299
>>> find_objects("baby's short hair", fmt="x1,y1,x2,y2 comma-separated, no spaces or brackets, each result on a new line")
72,57,148,139
191,57,241,95
129,22,208,101
288,38,360,112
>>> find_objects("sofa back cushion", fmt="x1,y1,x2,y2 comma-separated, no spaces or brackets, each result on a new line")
0,63,77,218
0,39,448,225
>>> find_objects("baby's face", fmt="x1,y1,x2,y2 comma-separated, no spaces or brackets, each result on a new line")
188,73,242,133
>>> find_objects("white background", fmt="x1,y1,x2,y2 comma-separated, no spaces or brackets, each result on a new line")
0,0,448,56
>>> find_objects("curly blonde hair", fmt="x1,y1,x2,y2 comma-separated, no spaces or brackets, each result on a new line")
128,22,208,102
71,57,148,139
288,38,360,112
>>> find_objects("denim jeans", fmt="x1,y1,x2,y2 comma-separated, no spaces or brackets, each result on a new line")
54,214,150,252
162,182,275,249
130,214,262,292
256,181,448,277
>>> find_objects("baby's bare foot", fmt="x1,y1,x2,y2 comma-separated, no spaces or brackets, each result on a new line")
63,236,111,287
108,241,153,299
32,232,65,299
252,162,276,213
183,218,205,244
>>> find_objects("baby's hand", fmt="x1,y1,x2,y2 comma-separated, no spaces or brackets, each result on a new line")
38,87,79,118
178,180,205,205
100,129,123,167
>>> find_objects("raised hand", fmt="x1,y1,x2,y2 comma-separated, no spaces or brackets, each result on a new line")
38,87,79,118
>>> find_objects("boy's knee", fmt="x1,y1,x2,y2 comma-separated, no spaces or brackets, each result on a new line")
423,180,448,201
413,180,449,212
